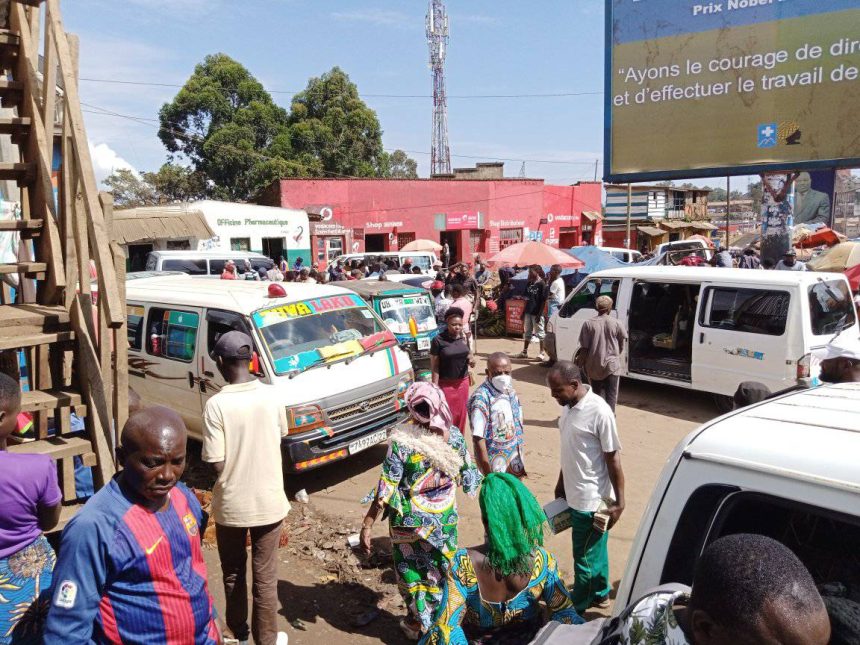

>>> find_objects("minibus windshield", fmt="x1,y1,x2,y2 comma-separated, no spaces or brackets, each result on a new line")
252,294,396,375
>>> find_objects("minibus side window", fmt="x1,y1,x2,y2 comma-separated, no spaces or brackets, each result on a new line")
699,287,789,336
146,308,199,362
161,259,207,275
126,305,145,350
559,278,620,318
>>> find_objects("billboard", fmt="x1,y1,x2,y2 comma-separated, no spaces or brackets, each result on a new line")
605,0,860,182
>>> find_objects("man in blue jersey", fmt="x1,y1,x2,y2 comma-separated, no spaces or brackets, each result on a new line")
43,406,221,644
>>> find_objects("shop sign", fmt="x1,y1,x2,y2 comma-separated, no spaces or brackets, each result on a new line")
446,212,480,230
310,220,350,236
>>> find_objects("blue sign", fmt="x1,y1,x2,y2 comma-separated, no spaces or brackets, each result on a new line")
757,123,777,149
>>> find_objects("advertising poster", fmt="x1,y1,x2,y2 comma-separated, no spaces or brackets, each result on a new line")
606,0,860,181
760,173,793,265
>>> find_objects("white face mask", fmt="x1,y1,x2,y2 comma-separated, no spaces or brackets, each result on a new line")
491,374,512,392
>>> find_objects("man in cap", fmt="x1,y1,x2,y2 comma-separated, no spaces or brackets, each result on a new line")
44,407,220,643
574,295,627,412
203,331,290,645
400,257,414,274
775,249,807,271
432,281,453,325
817,340,860,384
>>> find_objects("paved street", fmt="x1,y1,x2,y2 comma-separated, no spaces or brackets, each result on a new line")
200,336,719,643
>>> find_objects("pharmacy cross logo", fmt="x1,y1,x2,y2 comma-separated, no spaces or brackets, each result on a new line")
757,123,777,148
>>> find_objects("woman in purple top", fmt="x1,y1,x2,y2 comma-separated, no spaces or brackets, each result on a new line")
0,372,62,644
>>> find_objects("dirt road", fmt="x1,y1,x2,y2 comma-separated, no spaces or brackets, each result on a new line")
196,337,719,644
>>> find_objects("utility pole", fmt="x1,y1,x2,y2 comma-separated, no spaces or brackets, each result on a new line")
725,175,731,249
427,0,451,175
594,158,599,182
625,183,632,249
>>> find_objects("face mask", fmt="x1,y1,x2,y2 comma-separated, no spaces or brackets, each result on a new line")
491,374,512,392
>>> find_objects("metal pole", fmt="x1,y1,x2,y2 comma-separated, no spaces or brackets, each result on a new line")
594,159,598,182
725,176,731,249
625,183,632,249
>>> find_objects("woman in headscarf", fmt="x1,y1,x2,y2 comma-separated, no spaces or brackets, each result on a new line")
420,473,582,645
361,382,482,640
430,307,474,432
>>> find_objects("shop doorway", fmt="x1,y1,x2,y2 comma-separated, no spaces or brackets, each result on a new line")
559,228,579,249
440,231,459,264
127,244,152,272
262,237,285,262
365,234,386,253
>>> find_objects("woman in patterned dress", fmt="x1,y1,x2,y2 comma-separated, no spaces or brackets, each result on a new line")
420,473,583,645
361,381,482,640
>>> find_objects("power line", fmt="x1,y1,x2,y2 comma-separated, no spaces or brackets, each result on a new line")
81,102,602,167
78,76,603,99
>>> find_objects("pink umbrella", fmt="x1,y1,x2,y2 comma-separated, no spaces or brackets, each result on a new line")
487,241,584,268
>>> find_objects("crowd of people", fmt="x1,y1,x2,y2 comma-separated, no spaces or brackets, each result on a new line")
0,246,852,645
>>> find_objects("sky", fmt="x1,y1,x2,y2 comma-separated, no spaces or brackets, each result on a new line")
65,0,749,190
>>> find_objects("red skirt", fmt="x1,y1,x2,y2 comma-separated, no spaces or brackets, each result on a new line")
439,377,470,433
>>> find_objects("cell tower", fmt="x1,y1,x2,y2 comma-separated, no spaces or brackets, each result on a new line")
426,0,451,175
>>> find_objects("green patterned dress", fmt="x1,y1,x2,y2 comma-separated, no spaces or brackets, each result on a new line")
370,426,481,631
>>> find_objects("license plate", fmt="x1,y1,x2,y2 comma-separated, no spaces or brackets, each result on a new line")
417,337,431,350
348,429,387,455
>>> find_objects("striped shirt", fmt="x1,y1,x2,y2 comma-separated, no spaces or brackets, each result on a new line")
43,479,218,644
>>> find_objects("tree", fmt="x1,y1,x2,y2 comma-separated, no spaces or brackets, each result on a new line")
380,149,418,178
747,181,763,214
103,169,155,208
288,67,392,178
142,163,207,203
158,53,292,200
708,187,727,202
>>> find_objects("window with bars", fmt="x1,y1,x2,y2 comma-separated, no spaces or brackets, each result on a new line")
499,228,523,249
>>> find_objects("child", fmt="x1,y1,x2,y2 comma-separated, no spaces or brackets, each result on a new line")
0,371,62,644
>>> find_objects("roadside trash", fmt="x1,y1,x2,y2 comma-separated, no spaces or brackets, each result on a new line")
295,489,309,503
347,533,361,548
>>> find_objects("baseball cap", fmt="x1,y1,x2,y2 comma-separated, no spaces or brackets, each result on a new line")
813,338,860,362
212,330,254,360
784,249,797,256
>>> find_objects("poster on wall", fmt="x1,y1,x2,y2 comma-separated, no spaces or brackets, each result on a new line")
605,0,860,181
793,169,835,228
760,173,793,265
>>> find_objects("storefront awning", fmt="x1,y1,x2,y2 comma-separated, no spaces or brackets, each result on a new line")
581,211,602,222
658,220,690,229
113,208,215,245
637,226,667,237
690,221,718,231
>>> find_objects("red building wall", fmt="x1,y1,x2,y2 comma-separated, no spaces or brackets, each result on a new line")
259,178,602,265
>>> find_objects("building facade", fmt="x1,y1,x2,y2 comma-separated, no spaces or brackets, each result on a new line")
256,175,602,267
603,184,714,251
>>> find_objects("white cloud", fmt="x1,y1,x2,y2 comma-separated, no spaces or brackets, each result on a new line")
89,142,138,186
330,9,411,28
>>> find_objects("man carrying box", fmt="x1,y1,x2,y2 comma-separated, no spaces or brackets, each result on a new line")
546,361,626,612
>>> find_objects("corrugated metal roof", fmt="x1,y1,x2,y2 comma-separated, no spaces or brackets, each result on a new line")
113,208,214,244
637,225,666,237
659,220,690,229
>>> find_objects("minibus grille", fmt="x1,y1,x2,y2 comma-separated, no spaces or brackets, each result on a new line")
327,389,397,426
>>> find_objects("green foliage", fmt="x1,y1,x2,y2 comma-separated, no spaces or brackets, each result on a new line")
158,56,417,200
104,164,206,208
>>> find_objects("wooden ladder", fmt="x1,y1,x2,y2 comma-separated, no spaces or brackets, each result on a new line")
0,0,127,531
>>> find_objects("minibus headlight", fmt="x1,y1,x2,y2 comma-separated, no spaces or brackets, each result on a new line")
287,404,326,434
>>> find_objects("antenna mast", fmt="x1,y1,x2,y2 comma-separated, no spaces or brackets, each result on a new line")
426,0,451,175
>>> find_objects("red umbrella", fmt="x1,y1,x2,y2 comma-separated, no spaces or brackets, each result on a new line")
487,241,584,268
845,264,860,291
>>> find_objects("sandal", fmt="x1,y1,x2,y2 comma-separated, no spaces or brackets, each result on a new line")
516,350,528,359
399,618,422,641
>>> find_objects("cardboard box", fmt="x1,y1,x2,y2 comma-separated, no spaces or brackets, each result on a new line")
543,498,572,534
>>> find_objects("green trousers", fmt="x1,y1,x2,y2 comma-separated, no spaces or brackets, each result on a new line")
570,508,611,612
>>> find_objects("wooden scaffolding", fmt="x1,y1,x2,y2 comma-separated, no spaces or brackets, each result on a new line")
0,0,126,528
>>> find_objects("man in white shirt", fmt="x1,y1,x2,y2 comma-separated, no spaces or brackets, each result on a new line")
547,264,566,320
203,331,290,645
546,360,625,613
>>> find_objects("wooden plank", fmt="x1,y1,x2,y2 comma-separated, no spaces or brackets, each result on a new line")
0,303,68,328
98,193,113,432
0,115,31,135
11,4,64,300
111,240,128,433
71,297,115,486
0,261,46,275
61,106,78,311
41,15,57,143
61,457,76,501
0,161,34,183
52,503,81,533
0,218,42,232
8,434,94,459
0,330,73,350
47,8,122,326
20,388,83,412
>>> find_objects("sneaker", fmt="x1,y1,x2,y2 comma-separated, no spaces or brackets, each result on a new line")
591,596,611,609
276,632,289,645
516,350,528,359
537,352,550,362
